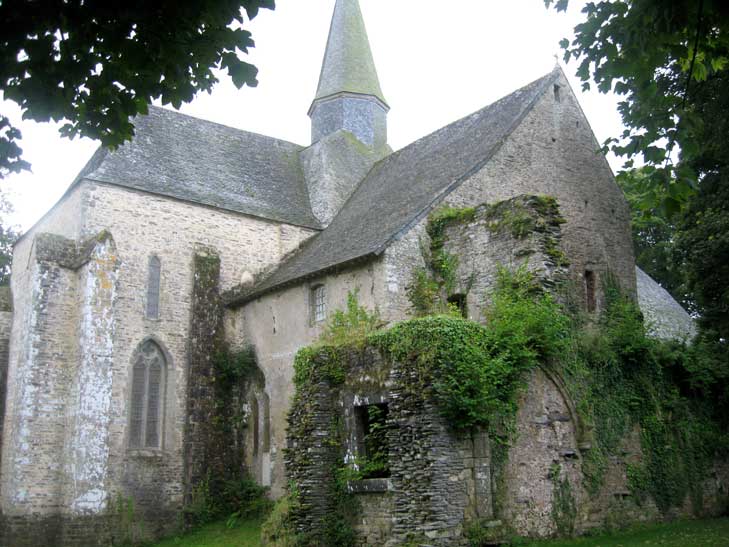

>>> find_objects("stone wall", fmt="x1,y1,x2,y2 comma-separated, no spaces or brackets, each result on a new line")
285,343,729,546
0,288,12,480
80,182,314,537
443,70,635,310
230,261,389,497
1,180,316,545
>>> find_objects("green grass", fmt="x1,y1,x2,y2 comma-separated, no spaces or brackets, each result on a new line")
149,517,263,547
147,517,729,547
519,518,729,547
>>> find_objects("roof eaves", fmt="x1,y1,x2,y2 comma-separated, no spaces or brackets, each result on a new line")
224,251,377,308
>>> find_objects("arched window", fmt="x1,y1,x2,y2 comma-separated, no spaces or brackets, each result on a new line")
129,340,166,449
146,255,161,319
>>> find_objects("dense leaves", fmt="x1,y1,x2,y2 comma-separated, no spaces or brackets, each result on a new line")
377,267,571,432
546,0,729,214
0,0,274,178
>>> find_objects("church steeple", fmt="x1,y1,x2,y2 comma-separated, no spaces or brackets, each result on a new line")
309,0,389,148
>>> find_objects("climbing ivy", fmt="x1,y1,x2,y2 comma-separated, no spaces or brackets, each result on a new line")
560,277,729,512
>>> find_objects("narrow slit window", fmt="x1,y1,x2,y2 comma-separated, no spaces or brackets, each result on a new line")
129,340,166,449
311,284,326,324
261,394,271,454
146,255,161,319
554,84,562,103
585,270,597,313
251,396,260,457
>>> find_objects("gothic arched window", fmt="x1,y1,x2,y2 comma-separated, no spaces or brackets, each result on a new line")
129,340,166,449
146,255,161,319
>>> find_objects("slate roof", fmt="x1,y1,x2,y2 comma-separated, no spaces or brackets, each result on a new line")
230,68,560,305
636,266,696,341
82,106,320,228
312,0,387,108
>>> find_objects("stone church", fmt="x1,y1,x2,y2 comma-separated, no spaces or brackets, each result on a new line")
0,0,700,545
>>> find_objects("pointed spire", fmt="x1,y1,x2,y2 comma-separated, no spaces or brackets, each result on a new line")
313,0,387,107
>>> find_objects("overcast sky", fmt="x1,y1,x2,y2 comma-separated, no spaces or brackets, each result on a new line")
1,0,625,231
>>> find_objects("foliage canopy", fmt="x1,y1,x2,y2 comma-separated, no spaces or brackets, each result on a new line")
546,0,729,215
0,0,274,178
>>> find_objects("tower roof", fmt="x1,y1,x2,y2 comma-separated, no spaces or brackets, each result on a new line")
312,0,387,108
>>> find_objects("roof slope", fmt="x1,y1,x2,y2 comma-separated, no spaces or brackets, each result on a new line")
636,266,696,341
233,68,560,304
84,106,320,228
313,0,386,106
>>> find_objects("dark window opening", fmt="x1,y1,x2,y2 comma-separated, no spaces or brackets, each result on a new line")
354,403,390,478
554,84,562,102
585,270,597,313
447,293,468,318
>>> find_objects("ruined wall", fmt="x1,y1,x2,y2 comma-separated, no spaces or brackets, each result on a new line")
231,261,387,497
444,71,635,309
286,343,729,546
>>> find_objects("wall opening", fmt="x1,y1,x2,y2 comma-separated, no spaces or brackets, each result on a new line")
554,84,562,103
251,396,260,457
447,293,468,318
354,403,390,478
585,270,597,313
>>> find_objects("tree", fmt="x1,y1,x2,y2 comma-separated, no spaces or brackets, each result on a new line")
0,0,274,179
547,0,729,338
616,168,690,310
546,0,729,215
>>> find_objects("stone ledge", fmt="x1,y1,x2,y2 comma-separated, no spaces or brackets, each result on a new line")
348,478,392,494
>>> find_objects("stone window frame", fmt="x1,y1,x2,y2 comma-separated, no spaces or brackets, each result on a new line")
127,337,169,451
310,283,327,325
146,254,162,320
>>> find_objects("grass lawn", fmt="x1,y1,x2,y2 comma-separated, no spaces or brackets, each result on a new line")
149,517,263,547
147,517,729,547
520,517,729,547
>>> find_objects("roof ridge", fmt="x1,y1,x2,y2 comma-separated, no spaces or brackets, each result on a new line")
146,105,305,149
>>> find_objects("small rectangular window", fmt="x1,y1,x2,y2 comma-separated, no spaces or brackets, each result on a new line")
311,285,326,323
353,403,390,479
553,84,562,103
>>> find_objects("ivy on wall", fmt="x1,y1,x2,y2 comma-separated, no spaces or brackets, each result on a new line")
270,195,728,545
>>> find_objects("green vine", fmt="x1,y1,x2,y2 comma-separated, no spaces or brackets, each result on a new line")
549,463,577,537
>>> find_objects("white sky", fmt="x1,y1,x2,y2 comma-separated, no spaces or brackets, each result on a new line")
1,0,625,231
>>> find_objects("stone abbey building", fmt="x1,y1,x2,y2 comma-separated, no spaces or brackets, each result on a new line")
0,0,705,545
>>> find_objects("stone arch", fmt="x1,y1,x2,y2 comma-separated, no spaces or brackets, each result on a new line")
502,367,585,538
